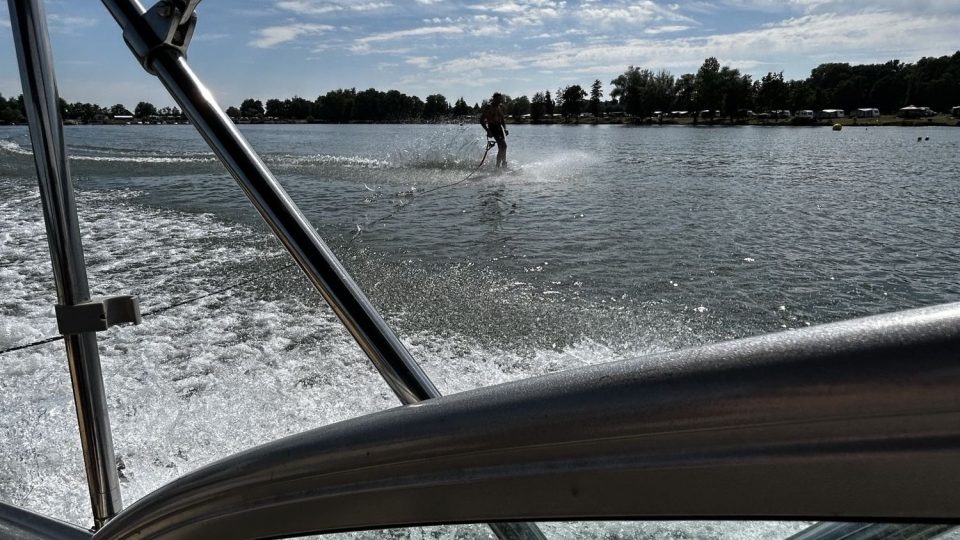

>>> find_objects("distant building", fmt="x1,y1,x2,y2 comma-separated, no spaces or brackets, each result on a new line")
797,110,815,119
898,105,935,118
951,106,959,118
819,109,845,119
852,108,880,118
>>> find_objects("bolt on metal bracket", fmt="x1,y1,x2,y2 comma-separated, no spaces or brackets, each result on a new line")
123,0,199,74
55,296,142,335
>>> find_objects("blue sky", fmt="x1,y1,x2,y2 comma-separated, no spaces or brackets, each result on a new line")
2,0,959,109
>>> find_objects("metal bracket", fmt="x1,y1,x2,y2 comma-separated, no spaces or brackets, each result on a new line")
124,0,199,74
55,296,142,335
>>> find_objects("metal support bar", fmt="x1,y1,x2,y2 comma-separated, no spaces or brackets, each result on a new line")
7,0,123,529
98,3,546,537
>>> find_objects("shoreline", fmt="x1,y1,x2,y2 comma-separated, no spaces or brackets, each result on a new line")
4,116,958,128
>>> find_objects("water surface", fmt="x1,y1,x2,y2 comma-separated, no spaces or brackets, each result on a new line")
1,124,958,535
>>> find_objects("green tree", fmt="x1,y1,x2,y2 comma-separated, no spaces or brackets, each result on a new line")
423,94,449,119
316,89,355,122
452,97,470,117
786,79,814,112
134,101,157,119
225,106,240,118
0,93,25,123
239,98,264,118
611,66,652,117
544,90,555,116
530,92,547,121
673,73,696,111
265,98,286,118
756,72,787,112
589,79,603,117
353,88,385,122
650,70,676,113
718,66,752,120
560,85,587,118
280,96,310,119
509,95,530,121
110,103,130,116
695,57,722,119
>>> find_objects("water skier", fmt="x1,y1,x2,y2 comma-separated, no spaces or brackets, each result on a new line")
480,92,509,169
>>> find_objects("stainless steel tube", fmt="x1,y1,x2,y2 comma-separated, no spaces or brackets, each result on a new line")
8,0,123,529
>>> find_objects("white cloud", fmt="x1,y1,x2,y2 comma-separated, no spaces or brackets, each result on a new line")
352,25,463,52
249,23,334,48
434,52,521,73
276,0,342,15
579,2,694,26
645,25,691,34
405,56,435,67
45,13,98,34
276,1,393,16
534,10,960,76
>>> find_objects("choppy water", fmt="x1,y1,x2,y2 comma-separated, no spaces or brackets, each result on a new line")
2,124,959,537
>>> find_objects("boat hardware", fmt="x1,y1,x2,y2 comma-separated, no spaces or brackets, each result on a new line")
122,0,199,74
7,0,125,528
56,296,142,335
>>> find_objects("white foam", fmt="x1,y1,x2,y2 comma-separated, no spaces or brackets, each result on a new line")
70,154,217,163
0,138,217,163
0,139,32,155
277,154,392,169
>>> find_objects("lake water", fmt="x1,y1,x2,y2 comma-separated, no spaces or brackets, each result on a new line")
2,123,959,537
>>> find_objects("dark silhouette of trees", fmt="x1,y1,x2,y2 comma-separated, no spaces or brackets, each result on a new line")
560,85,587,118
673,73,696,111
719,66,752,120
452,97,470,117
0,93,25,123
239,98,264,118
134,101,156,119
265,98,286,118
695,57,722,118
530,92,547,121
10,51,957,127
423,94,450,119
589,79,603,117
509,95,530,120
316,89,354,122
610,67,673,117
755,72,787,113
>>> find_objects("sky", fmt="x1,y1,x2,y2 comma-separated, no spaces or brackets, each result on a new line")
2,0,960,109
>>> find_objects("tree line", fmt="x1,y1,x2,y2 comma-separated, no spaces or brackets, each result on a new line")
220,51,958,123
603,52,960,121
0,95,183,124
1,51,956,125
